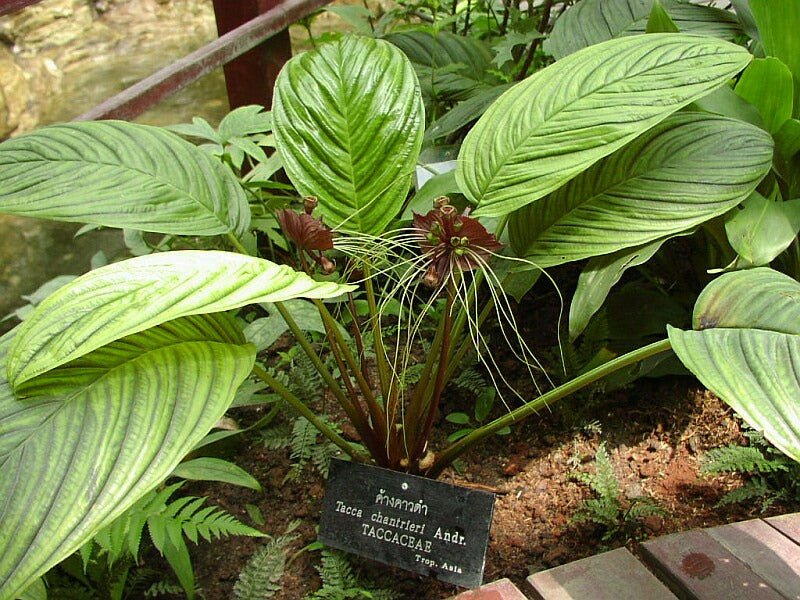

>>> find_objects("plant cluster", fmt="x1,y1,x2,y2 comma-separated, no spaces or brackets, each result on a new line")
571,443,665,543
702,428,800,512
2,1,800,598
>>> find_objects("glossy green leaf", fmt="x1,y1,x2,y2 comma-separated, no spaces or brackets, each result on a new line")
424,83,512,143
509,113,772,265
689,84,764,129
0,314,255,599
725,193,800,265
626,1,743,40
735,58,794,133
546,0,741,60
546,0,651,60
646,0,679,33
272,36,424,235
688,267,800,334
15,578,46,600
172,458,261,491
403,170,459,219
386,30,496,103
669,268,800,463
0,121,250,237
459,35,753,218
569,232,690,341
775,118,800,160
749,0,800,115
731,0,760,41
7,251,354,386
217,105,272,140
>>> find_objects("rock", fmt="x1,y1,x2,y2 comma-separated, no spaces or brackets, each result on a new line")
0,0,95,51
623,481,644,499
0,45,30,139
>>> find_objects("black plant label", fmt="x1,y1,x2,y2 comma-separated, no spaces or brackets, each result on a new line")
319,459,495,588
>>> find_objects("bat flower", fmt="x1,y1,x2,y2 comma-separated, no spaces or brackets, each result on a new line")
413,201,503,288
276,198,335,273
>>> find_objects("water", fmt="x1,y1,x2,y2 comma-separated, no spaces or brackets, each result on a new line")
1,0,231,329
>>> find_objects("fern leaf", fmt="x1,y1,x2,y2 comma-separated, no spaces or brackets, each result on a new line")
589,444,620,499
234,533,299,599
452,365,486,396
317,549,359,591
194,509,265,541
309,549,400,600
716,478,774,507
701,444,788,475
291,417,320,466
262,423,292,450
144,580,185,598
312,439,341,478
627,498,666,520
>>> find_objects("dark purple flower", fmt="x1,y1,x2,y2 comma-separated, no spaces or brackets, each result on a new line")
413,199,503,288
276,197,335,273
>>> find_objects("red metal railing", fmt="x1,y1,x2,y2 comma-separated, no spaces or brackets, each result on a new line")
0,0,330,120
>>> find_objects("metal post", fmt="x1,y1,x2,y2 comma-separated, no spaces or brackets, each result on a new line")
212,0,294,110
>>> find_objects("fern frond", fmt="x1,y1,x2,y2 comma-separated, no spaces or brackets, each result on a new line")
192,507,265,542
310,549,400,600
317,549,359,591
587,444,621,499
452,364,486,396
234,532,300,600
288,350,324,402
701,444,789,475
262,422,292,450
311,439,340,478
627,498,666,520
716,478,774,507
291,416,320,467
399,362,425,391
144,580,185,597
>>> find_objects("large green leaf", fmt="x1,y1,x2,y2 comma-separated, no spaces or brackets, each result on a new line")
734,57,794,133
546,0,742,60
272,36,424,235
668,268,800,463
568,231,693,341
0,314,255,599
508,113,772,264
0,121,250,237
386,30,497,103
7,250,354,387
749,0,800,116
725,192,800,266
458,34,752,218
424,83,513,143
545,0,651,60
626,1,743,39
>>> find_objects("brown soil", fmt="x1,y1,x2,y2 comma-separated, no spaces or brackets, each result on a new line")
182,376,799,600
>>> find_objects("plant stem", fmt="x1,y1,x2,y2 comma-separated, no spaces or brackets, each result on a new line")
517,0,554,80
363,266,393,403
273,301,383,461
499,0,510,35
347,293,371,387
251,364,368,462
225,232,250,255
444,298,494,381
401,300,447,449
427,338,672,477
313,298,389,446
410,286,455,464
